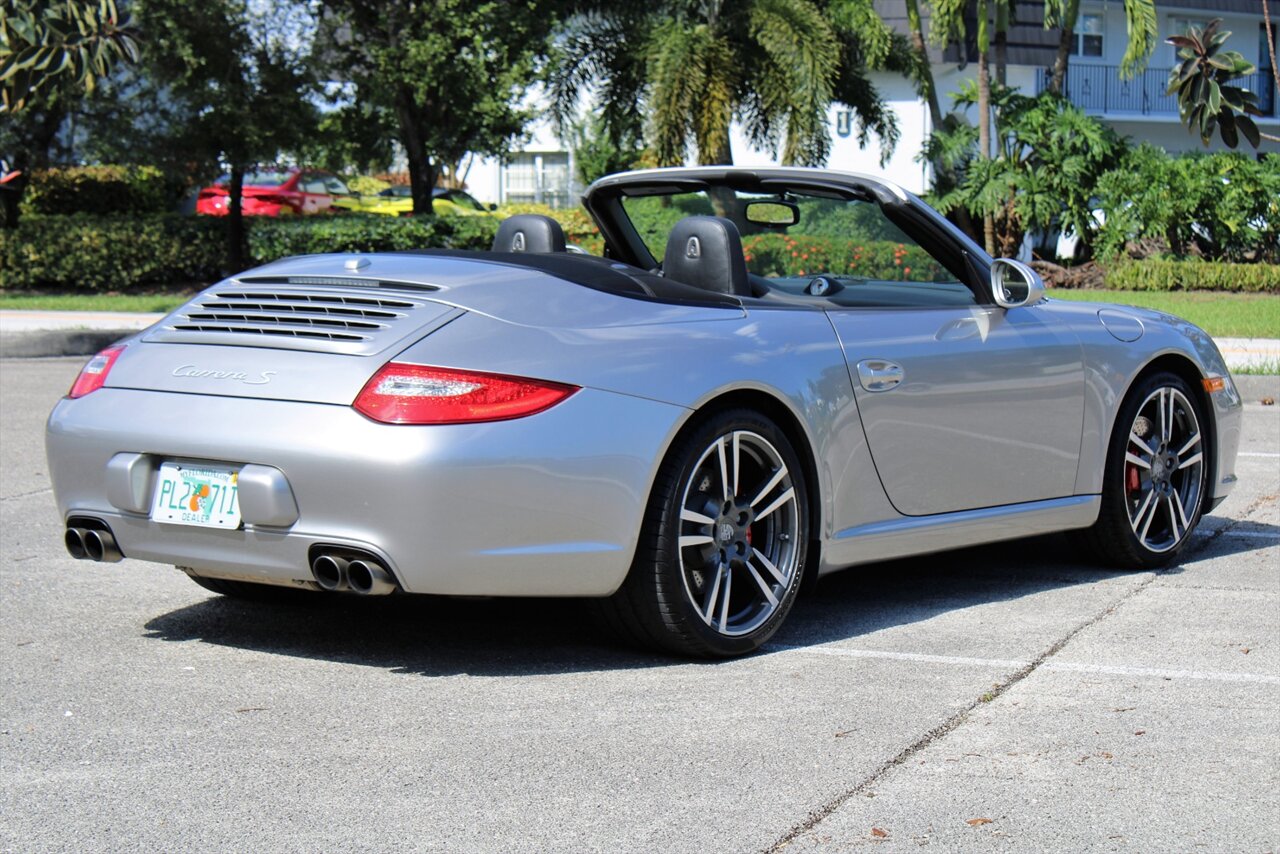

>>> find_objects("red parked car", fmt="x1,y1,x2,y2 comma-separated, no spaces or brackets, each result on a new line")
196,169,350,216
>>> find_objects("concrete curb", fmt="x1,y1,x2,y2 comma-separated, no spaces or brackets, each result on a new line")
1,328,137,359
1234,374,1279,401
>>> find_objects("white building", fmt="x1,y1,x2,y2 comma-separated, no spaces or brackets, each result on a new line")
467,0,1277,203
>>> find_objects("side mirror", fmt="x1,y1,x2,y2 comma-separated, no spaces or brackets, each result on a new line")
487,203,498,211
990,258,1045,308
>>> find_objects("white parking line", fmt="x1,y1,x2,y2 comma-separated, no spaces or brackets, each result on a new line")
1238,452,1280,458
1040,661,1280,684
1217,530,1280,539
773,645,1280,685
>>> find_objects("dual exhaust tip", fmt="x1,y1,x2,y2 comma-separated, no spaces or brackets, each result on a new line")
65,521,394,595
311,553,397,596
65,526,123,563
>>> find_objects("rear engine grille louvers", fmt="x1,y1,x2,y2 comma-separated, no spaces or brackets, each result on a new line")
148,281,445,355
171,291,415,342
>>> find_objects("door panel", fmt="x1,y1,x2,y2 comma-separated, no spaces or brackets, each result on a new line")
830,305,1085,516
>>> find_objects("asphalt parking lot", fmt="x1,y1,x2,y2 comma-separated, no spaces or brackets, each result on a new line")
1,356,1277,853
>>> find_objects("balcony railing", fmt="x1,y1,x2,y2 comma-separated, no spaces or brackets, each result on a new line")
1035,64,1278,119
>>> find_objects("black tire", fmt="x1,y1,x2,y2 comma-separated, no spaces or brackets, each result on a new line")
1084,371,1209,568
187,574,315,603
598,409,809,658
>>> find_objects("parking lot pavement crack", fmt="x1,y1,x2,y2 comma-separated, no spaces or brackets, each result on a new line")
0,487,52,502
766,569,1171,852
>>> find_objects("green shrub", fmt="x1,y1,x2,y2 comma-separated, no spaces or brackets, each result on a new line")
21,166,181,216
1096,147,1280,263
0,212,499,291
0,214,226,291
1105,259,1280,293
245,213,497,264
741,234,948,281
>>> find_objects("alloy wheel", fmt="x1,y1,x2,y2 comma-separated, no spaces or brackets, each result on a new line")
677,430,801,636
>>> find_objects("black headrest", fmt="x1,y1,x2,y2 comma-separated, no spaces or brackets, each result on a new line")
662,216,749,297
492,214,567,253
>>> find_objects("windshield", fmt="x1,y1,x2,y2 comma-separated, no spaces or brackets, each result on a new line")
619,188,975,307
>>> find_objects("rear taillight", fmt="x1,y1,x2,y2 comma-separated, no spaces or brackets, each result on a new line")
68,345,125,398
353,363,578,425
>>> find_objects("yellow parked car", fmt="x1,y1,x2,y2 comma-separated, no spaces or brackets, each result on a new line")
333,185,497,217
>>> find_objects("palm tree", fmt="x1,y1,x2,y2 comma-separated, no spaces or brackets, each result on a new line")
547,0,893,168
1043,0,1159,96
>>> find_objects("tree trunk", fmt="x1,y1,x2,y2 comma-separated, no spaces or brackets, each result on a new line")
977,50,995,255
1047,0,1080,96
396,89,435,216
904,0,942,128
994,0,1009,87
228,165,245,272
704,133,735,218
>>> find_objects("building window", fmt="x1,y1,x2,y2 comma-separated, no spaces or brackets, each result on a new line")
1069,14,1104,58
502,152,572,209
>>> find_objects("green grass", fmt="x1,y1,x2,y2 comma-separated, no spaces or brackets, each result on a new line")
1047,289,1280,339
0,292,195,313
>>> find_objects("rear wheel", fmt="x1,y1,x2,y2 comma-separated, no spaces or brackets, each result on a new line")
599,409,808,657
1085,372,1208,568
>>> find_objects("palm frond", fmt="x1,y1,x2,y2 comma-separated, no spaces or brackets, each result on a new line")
1119,0,1158,77
743,0,838,165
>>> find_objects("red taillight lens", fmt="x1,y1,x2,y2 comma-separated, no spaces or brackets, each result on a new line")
68,345,125,398
353,363,578,425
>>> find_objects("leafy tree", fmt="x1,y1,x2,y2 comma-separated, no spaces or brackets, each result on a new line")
925,86,1126,258
317,0,561,215
0,0,140,112
570,114,645,186
0,0,141,227
1166,18,1276,149
547,0,899,169
134,0,319,270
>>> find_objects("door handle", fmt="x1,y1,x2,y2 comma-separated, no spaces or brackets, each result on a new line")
856,359,904,392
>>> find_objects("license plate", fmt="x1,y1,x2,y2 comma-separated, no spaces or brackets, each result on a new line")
150,462,242,529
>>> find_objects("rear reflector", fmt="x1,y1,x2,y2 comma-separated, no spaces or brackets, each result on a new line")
353,363,578,424
68,345,126,398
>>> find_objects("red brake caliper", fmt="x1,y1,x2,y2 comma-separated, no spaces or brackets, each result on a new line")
1126,464,1141,494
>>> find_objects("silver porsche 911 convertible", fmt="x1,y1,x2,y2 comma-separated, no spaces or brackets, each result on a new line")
46,167,1242,657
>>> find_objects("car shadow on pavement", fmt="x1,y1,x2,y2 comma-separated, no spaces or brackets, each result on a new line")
141,525,1277,677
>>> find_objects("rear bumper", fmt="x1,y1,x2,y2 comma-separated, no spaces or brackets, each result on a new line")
46,387,685,596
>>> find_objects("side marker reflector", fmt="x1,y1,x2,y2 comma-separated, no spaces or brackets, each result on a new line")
1202,376,1226,394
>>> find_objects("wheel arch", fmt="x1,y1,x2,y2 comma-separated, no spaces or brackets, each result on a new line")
666,388,825,592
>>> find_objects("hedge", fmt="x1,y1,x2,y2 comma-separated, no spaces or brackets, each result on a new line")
0,213,499,291
1105,258,1280,293
742,234,948,280
1,214,227,291
4,211,1276,294
21,166,182,216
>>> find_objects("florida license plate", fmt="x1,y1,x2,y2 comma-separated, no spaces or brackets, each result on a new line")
150,462,242,529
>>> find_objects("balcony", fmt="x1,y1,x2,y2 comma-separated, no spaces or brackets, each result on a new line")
1035,64,1278,120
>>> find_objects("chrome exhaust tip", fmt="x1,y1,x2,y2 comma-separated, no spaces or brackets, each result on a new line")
64,528,88,560
312,554,349,591
83,529,123,563
346,558,396,596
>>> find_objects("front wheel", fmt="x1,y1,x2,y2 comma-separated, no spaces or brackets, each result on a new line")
1085,372,1208,568
599,409,809,658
